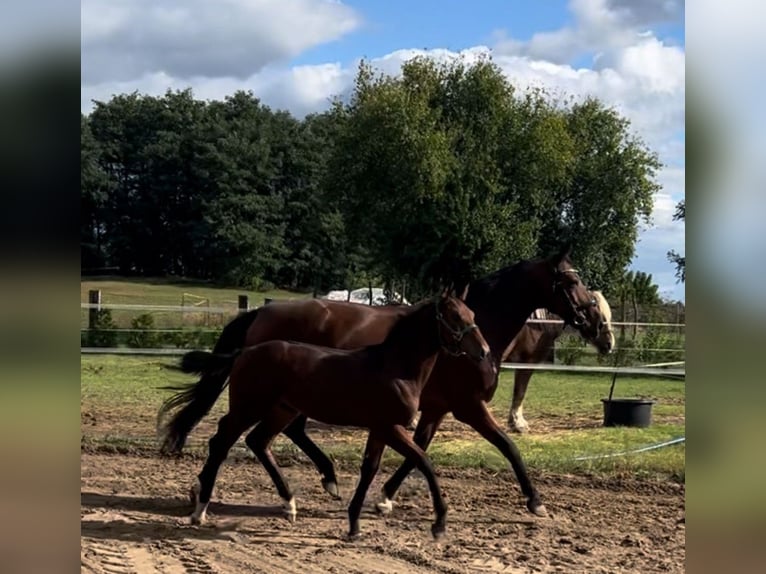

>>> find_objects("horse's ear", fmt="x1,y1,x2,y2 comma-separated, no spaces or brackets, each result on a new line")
458,283,469,301
548,242,573,267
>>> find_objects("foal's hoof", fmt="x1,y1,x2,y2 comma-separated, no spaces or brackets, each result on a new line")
431,524,446,540
189,513,206,526
528,500,548,518
282,498,297,523
347,528,361,541
321,479,341,500
375,497,394,515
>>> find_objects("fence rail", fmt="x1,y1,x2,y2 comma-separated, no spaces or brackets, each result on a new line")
80,347,685,378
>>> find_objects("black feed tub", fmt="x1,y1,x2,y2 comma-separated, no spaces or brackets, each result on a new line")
601,398,655,428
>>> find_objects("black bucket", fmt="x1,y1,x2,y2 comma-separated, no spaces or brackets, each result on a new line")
601,398,655,428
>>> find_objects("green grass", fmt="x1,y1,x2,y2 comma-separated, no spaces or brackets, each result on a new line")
81,277,311,329
81,355,685,481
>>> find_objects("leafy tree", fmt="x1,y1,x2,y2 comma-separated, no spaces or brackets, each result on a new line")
537,98,659,293
81,114,113,269
328,57,547,295
667,199,685,283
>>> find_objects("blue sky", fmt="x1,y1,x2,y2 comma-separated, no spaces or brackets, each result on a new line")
81,0,685,301
294,0,573,65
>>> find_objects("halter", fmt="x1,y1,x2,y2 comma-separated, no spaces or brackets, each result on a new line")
435,300,479,357
553,268,597,328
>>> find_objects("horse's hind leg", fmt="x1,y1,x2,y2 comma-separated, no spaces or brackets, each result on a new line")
376,408,446,514
282,414,340,499
509,369,533,433
245,406,301,522
191,413,249,525
347,432,385,539
381,424,447,539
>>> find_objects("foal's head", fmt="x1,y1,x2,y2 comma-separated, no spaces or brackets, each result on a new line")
435,293,490,362
539,245,604,348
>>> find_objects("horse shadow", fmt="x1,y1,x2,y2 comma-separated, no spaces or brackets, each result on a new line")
80,491,390,548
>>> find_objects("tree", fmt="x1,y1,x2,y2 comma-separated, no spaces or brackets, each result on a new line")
81,114,113,270
667,199,685,283
327,57,661,297
537,98,659,293
328,57,556,295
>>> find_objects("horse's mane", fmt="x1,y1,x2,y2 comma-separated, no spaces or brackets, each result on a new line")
372,299,433,351
591,290,612,324
464,259,533,305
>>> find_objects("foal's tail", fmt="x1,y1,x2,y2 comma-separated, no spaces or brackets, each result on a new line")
156,309,258,455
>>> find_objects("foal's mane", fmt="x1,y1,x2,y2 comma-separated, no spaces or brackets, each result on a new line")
375,299,434,348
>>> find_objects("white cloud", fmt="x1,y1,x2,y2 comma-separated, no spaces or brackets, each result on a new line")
81,0,361,84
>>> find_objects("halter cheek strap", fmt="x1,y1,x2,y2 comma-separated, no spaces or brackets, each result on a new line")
553,269,596,327
435,302,479,356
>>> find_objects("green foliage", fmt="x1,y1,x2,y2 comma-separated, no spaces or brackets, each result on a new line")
127,313,158,348
667,199,685,283
557,334,587,365
81,56,664,297
83,309,118,347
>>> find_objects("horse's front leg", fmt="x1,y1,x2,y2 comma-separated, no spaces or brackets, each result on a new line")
376,408,446,514
282,414,340,499
381,424,448,539
453,400,547,517
347,432,385,539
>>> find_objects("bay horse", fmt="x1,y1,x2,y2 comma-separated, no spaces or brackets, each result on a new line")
168,294,489,539
506,291,614,432
158,246,610,519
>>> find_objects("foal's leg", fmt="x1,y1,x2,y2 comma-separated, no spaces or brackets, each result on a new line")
381,424,448,539
190,413,250,525
509,369,533,433
245,407,301,522
376,408,446,514
453,401,547,517
347,433,386,539
282,414,340,499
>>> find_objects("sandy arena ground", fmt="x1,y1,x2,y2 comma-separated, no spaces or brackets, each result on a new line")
81,452,684,573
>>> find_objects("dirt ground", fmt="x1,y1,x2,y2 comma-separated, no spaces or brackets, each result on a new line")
81,453,685,574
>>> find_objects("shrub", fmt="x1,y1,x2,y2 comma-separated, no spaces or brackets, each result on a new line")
84,309,118,347
127,313,159,348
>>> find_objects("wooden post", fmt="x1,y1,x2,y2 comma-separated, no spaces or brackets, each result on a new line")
88,289,101,329
238,295,248,314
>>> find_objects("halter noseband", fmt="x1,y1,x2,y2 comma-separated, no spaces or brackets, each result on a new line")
435,300,478,357
553,268,597,328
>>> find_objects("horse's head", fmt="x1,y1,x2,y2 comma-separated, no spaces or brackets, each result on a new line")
589,290,615,354
435,291,490,362
540,244,604,349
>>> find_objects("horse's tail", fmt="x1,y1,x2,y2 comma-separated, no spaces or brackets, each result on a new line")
157,309,259,455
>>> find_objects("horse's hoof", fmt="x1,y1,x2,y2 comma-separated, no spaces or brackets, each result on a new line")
347,529,361,541
508,421,529,434
322,479,341,500
431,524,446,540
189,513,205,526
283,497,297,523
529,501,548,518
375,497,394,515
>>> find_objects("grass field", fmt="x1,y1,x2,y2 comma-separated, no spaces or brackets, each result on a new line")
81,354,685,481
81,277,311,328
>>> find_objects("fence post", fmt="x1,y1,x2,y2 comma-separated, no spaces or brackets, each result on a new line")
238,295,248,314
88,289,101,329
